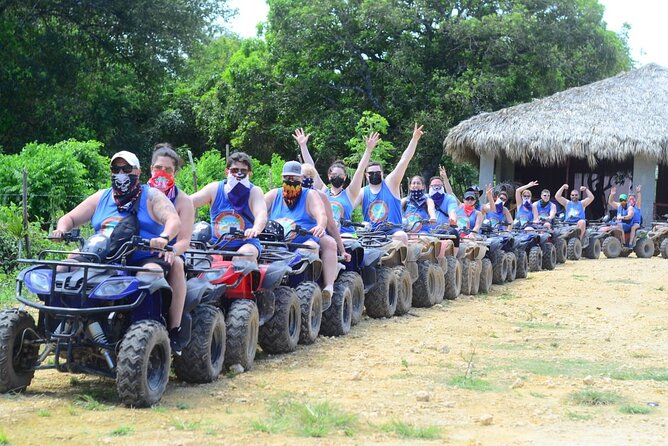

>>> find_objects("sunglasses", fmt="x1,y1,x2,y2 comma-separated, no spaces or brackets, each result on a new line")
570,194,578,197
522,195,531,199
111,164,133,174
230,167,249,175
430,184,443,190
152,164,175,174
464,197,476,201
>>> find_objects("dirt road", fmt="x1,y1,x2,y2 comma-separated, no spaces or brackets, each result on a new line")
1,256,667,445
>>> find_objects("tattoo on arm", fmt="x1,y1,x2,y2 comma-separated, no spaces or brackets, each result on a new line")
150,188,178,224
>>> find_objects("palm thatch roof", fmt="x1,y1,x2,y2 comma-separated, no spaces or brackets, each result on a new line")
444,63,668,167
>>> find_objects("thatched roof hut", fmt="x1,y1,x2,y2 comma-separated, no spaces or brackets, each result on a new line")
444,63,668,168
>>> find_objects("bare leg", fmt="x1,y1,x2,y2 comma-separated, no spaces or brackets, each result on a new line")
317,235,337,294
167,257,186,330
235,242,259,263
629,224,639,246
577,220,586,240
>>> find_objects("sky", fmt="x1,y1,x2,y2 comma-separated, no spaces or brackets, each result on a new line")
225,0,668,68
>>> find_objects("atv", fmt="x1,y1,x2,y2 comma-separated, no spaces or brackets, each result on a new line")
1,231,225,407
647,214,668,258
594,220,654,259
480,221,519,284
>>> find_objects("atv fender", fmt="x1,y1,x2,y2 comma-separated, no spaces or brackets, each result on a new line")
260,261,291,291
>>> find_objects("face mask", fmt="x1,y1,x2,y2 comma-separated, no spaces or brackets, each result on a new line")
329,176,345,189
302,177,314,189
495,198,506,214
112,173,141,212
629,197,636,207
283,179,302,209
541,199,550,206
225,173,251,192
410,189,427,207
148,170,176,201
429,188,444,206
463,204,475,215
368,171,382,185
522,198,532,210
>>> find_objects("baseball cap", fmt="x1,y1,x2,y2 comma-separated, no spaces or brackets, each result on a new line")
619,193,628,201
110,151,141,169
282,160,302,176
464,191,477,199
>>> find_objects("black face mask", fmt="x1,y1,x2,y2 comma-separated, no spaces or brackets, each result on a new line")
111,173,141,212
301,177,314,189
368,171,382,185
329,176,345,188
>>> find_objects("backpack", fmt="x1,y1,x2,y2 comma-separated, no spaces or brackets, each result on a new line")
107,198,140,258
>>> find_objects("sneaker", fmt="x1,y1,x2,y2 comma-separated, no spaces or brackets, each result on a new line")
321,286,333,309
169,327,184,356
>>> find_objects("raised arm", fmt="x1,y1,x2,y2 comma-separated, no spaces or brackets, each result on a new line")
191,181,219,208
347,132,380,203
580,186,594,208
515,180,538,208
246,186,268,238
439,165,456,199
385,124,424,195
481,184,494,213
635,184,642,209
555,184,569,207
293,128,326,191
608,186,619,209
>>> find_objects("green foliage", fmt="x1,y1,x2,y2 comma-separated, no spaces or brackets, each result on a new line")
0,430,8,444
567,389,622,406
619,404,653,415
343,112,395,168
448,375,493,391
110,425,134,436
0,140,109,225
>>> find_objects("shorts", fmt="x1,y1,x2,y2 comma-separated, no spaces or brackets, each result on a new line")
293,234,319,244
131,255,171,277
621,222,634,233
216,237,262,254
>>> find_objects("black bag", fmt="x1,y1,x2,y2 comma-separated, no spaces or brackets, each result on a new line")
108,201,140,258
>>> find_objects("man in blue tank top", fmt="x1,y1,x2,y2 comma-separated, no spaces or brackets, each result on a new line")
354,123,424,245
608,186,641,247
52,151,181,275
555,183,594,241
192,152,268,262
534,189,557,228
265,160,335,298
428,175,457,226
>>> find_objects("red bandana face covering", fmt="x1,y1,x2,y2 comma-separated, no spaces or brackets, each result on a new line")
463,204,476,216
283,180,302,209
148,170,176,201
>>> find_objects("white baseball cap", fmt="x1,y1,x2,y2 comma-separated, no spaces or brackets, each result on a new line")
110,151,141,169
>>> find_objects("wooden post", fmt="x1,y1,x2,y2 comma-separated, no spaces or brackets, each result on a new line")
187,150,198,192
225,143,230,162
22,169,30,258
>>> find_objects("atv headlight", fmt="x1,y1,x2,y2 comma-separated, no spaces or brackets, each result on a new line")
25,270,53,294
90,277,138,300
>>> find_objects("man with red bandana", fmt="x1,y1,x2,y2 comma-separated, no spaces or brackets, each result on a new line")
191,152,267,262
147,143,194,353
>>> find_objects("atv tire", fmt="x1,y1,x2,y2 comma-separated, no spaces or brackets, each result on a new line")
602,237,622,258
117,320,171,407
528,246,543,272
554,238,567,264
296,282,322,345
258,286,300,354
542,242,557,270
634,238,654,259
222,300,258,372
321,275,353,336
0,310,40,393
491,250,507,285
173,305,226,381
393,266,414,315
567,237,582,260
443,256,462,300
412,262,443,307
505,251,517,282
478,258,493,293
365,266,398,318
583,237,601,260
515,249,529,279
461,259,481,296
661,238,668,259
339,271,364,326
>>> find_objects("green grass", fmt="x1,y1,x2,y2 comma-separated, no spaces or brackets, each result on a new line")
499,358,616,378
516,321,564,330
110,426,134,436
0,431,8,445
74,394,109,411
250,398,358,438
0,273,14,309
619,404,653,415
37,409,51,417
172,419,202,431
610,369,668,381
565,410,593,421
567,389,623,406
381,420,441,440
176,402,191,410
66,404,79,416
572,274,588,281
604,278,640,285
656,286,665,291
448,375,493,391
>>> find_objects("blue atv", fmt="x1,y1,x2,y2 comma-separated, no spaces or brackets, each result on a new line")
480,221,518,285
1,230,225,407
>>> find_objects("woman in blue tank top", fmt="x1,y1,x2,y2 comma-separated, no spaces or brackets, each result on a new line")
401,176,436,233
294,128,381,236
455,190,483,233
484,190,513,229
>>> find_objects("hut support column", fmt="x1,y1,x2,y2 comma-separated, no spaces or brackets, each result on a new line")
479,153,495,204
632,154,657,223
494,153,515,184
